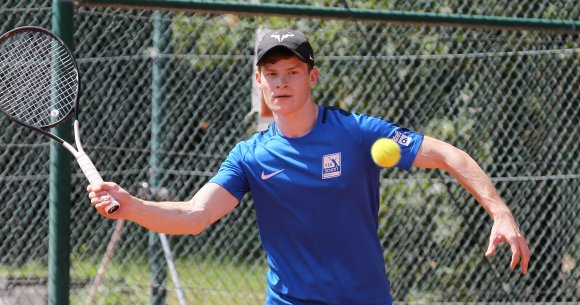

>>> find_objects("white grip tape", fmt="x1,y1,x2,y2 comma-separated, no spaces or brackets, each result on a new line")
76,153,120,214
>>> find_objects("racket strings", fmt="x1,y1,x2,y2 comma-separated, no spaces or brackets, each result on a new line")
6,35,76,124
0,36,73,125
0,30,78,128
12,42,76,125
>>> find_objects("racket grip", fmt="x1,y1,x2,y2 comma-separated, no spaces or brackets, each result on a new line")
76,153,120,214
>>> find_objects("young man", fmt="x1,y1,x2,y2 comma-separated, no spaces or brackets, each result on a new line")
88,29,530,305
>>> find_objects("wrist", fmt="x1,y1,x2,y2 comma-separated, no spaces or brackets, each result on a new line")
490,206,513,220
118,196,143,219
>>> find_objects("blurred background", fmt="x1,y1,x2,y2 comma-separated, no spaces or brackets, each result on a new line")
0,1,578,304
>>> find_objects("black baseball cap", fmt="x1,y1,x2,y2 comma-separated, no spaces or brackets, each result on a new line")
256,29,314,67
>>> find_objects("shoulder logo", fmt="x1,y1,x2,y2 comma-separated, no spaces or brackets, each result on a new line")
261,169,284,180
392,130,412,147
322,153,341,179
270,32,294,42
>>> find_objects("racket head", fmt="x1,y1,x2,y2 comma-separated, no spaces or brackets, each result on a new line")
0,26,79,130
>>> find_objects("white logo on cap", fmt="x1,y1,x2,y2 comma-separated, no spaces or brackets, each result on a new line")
270,32,294,42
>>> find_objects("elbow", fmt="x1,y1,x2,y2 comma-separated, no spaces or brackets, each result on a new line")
189,220,208,235
189,226,205,236
185,208,211,236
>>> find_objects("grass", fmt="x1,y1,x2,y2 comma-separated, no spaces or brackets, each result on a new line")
0,257,268,305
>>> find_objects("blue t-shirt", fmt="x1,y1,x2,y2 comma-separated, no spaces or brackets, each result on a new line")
210,105,423,305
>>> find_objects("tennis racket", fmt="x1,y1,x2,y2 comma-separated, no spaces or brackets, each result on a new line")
0,26,120,214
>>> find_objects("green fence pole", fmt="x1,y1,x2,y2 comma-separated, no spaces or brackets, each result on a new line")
49,1,74,304
149,11,170,305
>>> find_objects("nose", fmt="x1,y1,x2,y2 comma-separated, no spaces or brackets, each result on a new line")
275,75,289,89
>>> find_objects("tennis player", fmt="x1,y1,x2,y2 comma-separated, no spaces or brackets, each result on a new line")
88,29,530,305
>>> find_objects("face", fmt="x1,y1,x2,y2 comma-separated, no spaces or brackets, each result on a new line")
256,56,319,117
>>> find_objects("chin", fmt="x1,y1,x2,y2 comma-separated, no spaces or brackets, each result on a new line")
268,101,292,111
270,106,295,116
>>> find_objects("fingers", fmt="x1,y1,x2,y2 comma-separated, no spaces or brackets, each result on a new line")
88,191,109,199
87,183,113,211
91,196,121,218
88,190,112,210
487,233,531,275
485,234,505,257
485,241,496,257
519,238,531,275
86,181,125,219
94,199,112,210
90,194,110,205
508,233,531,275
509,240,520,271
86,181,118,193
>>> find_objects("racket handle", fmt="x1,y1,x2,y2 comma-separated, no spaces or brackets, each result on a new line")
76,153,120,214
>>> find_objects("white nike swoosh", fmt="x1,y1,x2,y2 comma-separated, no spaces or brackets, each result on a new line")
261,169,285,180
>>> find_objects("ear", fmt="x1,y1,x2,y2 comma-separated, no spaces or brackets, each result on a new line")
255,69,263,88
309,67,319,88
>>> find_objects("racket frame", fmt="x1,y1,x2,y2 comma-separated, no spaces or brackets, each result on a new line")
0,26,79,134
0,26,120,214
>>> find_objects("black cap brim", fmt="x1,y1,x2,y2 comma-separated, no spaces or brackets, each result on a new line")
257,45,312,66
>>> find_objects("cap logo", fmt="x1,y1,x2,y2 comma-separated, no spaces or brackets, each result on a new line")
270,32,294,42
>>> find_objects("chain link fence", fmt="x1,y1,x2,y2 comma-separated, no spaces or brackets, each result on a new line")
1,1,578,304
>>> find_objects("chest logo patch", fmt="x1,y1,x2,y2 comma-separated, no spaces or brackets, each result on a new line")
322,153,341,179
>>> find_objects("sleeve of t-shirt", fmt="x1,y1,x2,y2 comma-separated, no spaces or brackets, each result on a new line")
354,113,424,171
208,143,250,202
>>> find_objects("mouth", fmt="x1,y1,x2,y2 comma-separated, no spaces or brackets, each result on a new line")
274,94,292,99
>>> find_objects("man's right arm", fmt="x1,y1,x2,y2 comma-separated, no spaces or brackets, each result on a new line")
87,182,239,235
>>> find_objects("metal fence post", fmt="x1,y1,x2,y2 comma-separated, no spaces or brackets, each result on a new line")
49,1,74,304
149,11,170,305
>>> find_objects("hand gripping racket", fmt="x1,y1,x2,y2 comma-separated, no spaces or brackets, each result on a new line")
0,26,120,214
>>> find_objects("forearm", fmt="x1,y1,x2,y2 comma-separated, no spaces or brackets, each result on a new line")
414,136,511,218
125,198,209,235
441,148,511,218
89,182,238,235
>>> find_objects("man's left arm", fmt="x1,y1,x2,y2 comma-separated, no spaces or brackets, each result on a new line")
413,136,530,274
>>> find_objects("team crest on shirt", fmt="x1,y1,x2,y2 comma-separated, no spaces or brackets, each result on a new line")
392,130,412,146
322,153,341,179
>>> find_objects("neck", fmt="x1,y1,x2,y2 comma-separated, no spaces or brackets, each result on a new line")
274,102,318,138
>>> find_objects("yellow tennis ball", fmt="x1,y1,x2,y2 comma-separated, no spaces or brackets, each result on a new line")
371,138,401,168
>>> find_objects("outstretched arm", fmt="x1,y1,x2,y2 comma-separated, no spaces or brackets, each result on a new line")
413,136,530,274
87,182,239,235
